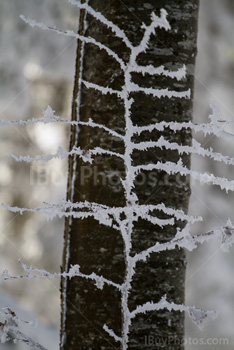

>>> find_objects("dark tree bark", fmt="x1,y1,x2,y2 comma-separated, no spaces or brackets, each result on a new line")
60,1,199,349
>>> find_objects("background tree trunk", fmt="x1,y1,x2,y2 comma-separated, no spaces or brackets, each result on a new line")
60,1,199,349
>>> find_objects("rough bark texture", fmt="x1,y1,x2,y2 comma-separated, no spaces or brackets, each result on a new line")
61,1,199,349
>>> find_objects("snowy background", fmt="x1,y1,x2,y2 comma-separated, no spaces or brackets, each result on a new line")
0,0,234,349
186,0,234,349
0,0,78,348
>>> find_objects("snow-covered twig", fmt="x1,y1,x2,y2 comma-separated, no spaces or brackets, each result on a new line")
20,16,126,70
0,307,47,350
132,137,234,166
103,324,122,343
134,159,234,192
134,64,186,80
2,201,202,225
130,295,217,331
9,145,124,163
82,80,124,98
132,119,234,139
4,3,234,350
78,118,124,140
133,220,234,263
68,0,133,49
0,260,122,291
128,82,191,99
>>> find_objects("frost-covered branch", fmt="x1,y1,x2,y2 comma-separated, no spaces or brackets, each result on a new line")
133,220,234,263
128,82,191,99
134,64,186,81
131,9,170,58
78,118,124,140
0,105,125,144
0,307,47,350
103,324,122,343
68,0,133,49
2,201,202,225
82,80,124,98
2,105,233,141
132,119,234,139
132,136,234,166
135,159,234,192
0,261,122,291
5,4,233,350
9,145,124,163
20,16,126,70
130,295,217,331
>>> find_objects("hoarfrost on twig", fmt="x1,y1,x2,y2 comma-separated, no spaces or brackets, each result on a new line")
2,3,234,349
0,307,47,350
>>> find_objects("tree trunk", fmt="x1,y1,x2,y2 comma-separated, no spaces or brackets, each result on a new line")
60,1,199,349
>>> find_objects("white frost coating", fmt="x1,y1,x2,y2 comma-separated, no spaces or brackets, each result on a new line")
82,80,124,98
0,307,46,349
130,295,217,331
128,82,191,99
2,201,202,226
0,105,61,126
0,108,125,141
68,0,133,49
132,222,234,263
134,64,186,81
220,220,234,252
3,105,233,140
20,16,126,70
9,145,124,163
132,136,234,166
78,118,124,140
132,118,234,139
1,220,232,287
0,260,122,291
3,4,233,350
20,15,49,30
135,159,234,192
103,324,122,343
131,10,170,60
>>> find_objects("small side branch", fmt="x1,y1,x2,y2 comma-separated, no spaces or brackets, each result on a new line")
2,201,202,225
79,118,124,140
82,80,124,98
20,16,126,70
128,82,191,99
68,0,133,49
9,146,124,163
130,295,217,331
0,307,47,350
133,220,234,263
134,159,234,192
103,324,122,343
134,64,186,81
0,261,122,291
132,119,234,139
132,136,234,166
132,10,170,58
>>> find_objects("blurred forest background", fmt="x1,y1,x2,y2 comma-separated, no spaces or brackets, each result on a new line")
0,0,234,349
